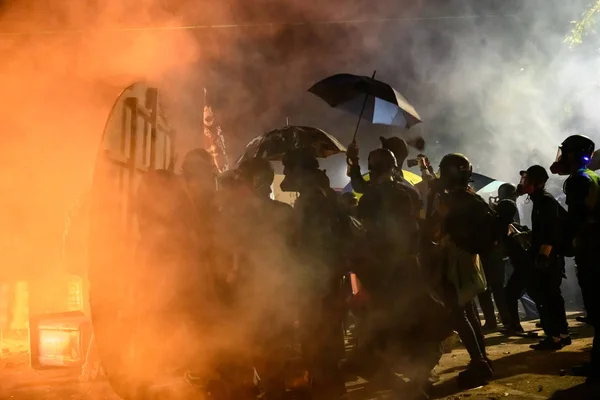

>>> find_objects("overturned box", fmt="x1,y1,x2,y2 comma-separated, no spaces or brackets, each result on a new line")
29,310,93,369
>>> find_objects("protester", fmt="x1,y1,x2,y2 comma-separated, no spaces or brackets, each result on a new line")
282,148,347,398
345,148,447,399
516,165,571,350
550,134,600,381
347,137,421,212
426,153,495,388
122,128,600,398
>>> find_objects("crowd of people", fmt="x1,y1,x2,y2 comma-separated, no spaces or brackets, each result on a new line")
133,132,600,400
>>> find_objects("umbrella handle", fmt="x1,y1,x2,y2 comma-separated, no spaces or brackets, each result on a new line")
351,70,376,143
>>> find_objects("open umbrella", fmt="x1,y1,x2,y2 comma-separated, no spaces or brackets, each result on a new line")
236,125,346,164
470,172,496,193
308,72,422,140
476,180,505,197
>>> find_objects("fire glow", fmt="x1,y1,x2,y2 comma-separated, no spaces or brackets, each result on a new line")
38,330,81,363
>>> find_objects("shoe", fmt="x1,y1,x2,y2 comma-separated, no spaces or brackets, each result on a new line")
586,370,600,384
457,360,493,389
572,363,591,377
481,323,498,332
560,336,572,346
535,322,543,328
501,325,525,335
530,337,562,351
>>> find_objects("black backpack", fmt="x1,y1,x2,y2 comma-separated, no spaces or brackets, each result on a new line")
445,190,503,256
556,201,574,257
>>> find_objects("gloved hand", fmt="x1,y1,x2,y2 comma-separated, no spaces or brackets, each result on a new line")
346,141,359,164
535,253,550,269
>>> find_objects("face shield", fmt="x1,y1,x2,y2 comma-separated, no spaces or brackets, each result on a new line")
550,146,570,176
554,148,563,164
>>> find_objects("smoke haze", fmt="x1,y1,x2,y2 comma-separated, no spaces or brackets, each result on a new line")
1,0,599,394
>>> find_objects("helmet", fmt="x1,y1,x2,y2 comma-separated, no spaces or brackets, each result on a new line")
550,134,595,175
439,153,473,187
368,148,397,176
498,183,517,200
561,134,595,156
380,136,408,164
237,158,275,191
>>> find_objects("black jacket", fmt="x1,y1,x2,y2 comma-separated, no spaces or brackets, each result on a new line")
349,164,422,212
529,189,564,257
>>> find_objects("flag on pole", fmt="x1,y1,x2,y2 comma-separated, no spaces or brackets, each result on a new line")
203,88,230,172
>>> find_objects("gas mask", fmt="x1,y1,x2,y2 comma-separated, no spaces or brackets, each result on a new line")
549,147,592,176
549,147,568,176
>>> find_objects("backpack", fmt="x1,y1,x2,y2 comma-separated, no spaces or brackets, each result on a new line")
556,201,574,257
444,190,503,256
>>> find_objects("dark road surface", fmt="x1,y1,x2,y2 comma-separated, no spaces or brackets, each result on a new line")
2,317,600,400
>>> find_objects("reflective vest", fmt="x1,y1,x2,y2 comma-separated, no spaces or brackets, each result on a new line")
579,168,600,224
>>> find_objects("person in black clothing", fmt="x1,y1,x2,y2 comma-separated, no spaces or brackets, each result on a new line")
477,183,523,331
498,199,537,334
427,153,493,389
347,148,446,399
496,184,540,322
550,134,600,381
346,136,422,212
228,158,299,398
518,165,571,350
281,149,347,397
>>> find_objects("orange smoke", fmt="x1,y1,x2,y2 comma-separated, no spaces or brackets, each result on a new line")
0,1,207,281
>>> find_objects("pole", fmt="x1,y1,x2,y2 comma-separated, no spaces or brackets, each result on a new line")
286,117,290,126
351,70,376,143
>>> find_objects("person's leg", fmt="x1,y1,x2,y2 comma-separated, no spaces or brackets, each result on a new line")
477,289,497,329
449,300,484,361
577,263,597,328
504,269,527,331
489,262,510,327
545,266,570,338
520,293,540,320
465,301,486,357
526,272,553,337
529,264,569,350
575,248,600,381
443,282,492,388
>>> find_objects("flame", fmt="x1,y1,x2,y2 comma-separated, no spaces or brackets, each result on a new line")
38,330,74,359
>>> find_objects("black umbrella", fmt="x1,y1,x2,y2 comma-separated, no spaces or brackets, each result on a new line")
236,125,346,164
308,72,422,141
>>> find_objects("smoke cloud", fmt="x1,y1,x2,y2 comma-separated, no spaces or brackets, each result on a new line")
2,0,600,397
